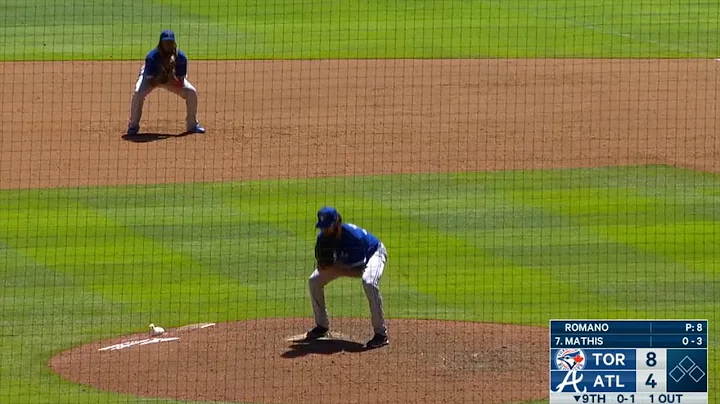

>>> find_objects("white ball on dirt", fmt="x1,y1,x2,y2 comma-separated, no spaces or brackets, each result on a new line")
149,323,166,336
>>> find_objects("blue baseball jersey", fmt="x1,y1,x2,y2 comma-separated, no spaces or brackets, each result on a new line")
318,223,380,268
143,48,188,78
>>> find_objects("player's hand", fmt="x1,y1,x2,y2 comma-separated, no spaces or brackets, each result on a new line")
168,54,176,70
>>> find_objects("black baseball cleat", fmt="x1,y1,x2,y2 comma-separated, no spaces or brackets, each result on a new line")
305,325,329,340
365,334,389,349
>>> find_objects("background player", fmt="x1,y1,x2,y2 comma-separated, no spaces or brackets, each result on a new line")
127,30,205,135
306,206,389,349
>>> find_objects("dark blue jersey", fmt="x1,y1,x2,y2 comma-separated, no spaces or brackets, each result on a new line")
317,223,380,268
143,48,188,78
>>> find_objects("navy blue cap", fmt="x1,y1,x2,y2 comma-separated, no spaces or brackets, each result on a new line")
316,207,339,228
160,30,176,42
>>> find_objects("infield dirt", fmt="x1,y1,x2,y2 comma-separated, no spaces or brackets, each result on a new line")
1,59,717,190
50,318,547,404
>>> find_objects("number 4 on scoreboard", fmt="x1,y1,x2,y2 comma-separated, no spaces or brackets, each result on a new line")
637,368,667,393
646,373,657,389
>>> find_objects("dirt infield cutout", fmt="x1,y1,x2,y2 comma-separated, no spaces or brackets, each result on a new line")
50,318,548,404
1,59,718,190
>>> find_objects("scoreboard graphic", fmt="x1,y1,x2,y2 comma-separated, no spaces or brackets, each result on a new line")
550,320,708,404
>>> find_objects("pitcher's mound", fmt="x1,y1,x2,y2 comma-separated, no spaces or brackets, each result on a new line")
50,318,548,403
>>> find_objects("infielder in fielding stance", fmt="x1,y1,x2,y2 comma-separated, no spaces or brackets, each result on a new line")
307,207,389,349
127,30,205,135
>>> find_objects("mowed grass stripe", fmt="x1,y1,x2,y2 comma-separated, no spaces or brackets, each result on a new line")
2,0,719,60
0,193,258,325
484,0,718,57
0,243,138,403
0,0,236,61
0,167,717,402
350,174,606,325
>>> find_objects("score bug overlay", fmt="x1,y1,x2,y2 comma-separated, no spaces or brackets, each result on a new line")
549,320,708,404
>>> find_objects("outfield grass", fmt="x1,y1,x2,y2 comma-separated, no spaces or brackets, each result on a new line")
1,0,718,60
0,166,717,403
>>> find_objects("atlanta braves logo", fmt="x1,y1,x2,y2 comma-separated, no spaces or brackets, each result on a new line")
554,369,587,393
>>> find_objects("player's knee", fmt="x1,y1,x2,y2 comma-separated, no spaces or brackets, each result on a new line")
185,85,198,95
361,276,377,290
308,271,322,288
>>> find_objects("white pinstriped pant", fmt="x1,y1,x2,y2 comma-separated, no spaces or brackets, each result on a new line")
308,242,388,336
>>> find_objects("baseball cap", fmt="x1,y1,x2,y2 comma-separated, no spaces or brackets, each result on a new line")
315,207,339,228
160,30,176,42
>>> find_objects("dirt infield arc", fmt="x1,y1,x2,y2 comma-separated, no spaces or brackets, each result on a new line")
1,59,718,190
50,318,548,404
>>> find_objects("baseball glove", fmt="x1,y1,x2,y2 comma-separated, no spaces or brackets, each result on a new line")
164,53,176,76
315,236,338,268
151,53,176,86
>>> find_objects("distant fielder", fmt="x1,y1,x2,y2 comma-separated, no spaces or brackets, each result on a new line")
127,30,205,135
306,207,389,349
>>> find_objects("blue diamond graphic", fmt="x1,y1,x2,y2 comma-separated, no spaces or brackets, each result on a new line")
669,366,686,382
679,356,696,372
689,366,706,383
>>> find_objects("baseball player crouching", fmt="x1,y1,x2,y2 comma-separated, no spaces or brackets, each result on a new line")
307,206,389,349
127,30,205,136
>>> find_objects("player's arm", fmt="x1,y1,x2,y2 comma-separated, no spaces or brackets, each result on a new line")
144,55,165,86
315,235,336,271
344,232,370,268
334,235,367,277
174,51,188,81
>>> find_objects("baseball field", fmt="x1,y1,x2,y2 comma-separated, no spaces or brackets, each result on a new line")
0,1,719,403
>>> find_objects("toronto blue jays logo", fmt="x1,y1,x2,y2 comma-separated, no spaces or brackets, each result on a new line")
555,348,586,371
